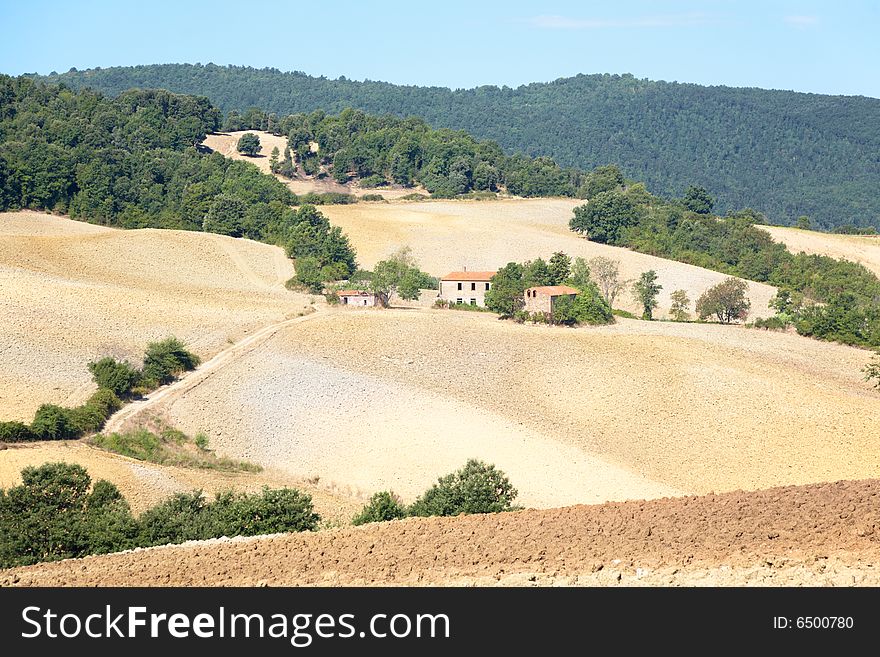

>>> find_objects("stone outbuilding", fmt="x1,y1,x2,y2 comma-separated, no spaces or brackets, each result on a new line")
337,289,379,307
439,270,497,307
523,285,579,315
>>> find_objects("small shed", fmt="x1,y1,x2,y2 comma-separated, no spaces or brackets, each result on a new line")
523,285,579,315
337,289,378,307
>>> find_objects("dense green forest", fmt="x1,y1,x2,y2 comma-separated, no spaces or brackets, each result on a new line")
569,186,880,348
0,75,356,278
35,64,880,229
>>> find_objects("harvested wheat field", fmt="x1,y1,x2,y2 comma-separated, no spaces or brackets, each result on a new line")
0,211,309,421
0,441,358,521
760,225,880,277
6,478,880,587
321,199,777,319
122,307,880,509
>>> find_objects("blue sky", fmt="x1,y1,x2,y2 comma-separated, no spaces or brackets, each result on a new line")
1,0,878,97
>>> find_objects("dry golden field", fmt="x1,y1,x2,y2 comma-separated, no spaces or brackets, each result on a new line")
320,199,778,319
760,225,880,276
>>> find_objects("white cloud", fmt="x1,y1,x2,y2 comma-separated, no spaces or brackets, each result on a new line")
528,13,716,30
784,15,819,28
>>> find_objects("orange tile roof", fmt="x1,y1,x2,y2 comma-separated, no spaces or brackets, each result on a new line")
336,289,373,297
526,285,580,296
441,271,497,281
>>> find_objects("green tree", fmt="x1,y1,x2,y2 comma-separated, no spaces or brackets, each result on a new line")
203,194,247,237
568,257,591,290
682,186,714,214
369,246,428,306
236,132,261,156
291,256,324,292
570,190,646,244
485,262,526,317
548,251,571,285
696,278,751,323
31,405,78,440
352,491,407,526
269,146,280,173
579,164,625,199
632,270,662,320
408,459,518,517
669,289,691,321
796,215,812,230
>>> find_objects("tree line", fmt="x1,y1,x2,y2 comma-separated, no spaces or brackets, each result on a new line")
569,185,880,348
37,64,880,229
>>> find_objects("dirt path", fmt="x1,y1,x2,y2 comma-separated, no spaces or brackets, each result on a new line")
102,307,328,435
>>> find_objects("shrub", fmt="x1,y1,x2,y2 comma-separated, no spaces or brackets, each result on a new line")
359,174,386,188
360,194,386,202
69,388,122,434
352,491,407,526
205,488,320,537
136,491,208,546
864,352,880,390
752,316,791,331
88,357,141,397
408,459,519,517
400,193,429,201
142,337,201,386
30,404,79,440
0,421,37,443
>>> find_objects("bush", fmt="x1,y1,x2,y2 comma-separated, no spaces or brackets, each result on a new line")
360,194,386,202
359,174,387,188
298,192,357,205
205,488,320,537
400,193,429,201
30,404,79,440
142,337,201,386
352,491,407,526
0,421,37,443
88,357,141,397
752,315,791,331
68,389,120,434
408,459,519,517
137,487,319,546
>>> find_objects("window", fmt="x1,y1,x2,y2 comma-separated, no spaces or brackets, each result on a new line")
471,282,476,290
456,298,463,304
343,297,348,305
457,282,462,290
470,299,477,306
485,283,490,290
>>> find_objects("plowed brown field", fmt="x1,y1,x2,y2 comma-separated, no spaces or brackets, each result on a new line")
5,479,880,586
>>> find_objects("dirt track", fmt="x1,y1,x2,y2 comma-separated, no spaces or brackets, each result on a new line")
148,308,879,507
0,211,310,421
6,479,880,586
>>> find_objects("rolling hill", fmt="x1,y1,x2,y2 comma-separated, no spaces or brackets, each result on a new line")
36,64,880,229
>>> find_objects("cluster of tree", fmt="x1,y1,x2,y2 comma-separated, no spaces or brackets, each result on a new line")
484,252,613,325
0,76,357,285
352,459,519,525
0,337,200,444
224,108,612,198
39,64,880,229
0,462,319,568
569,188,880,347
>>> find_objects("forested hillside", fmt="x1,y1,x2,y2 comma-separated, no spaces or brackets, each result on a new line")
36,64,880,229
0,75,357,279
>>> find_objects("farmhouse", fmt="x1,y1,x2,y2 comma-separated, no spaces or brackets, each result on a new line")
337,289,378,307
439,270,497,307
524,285,580,315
